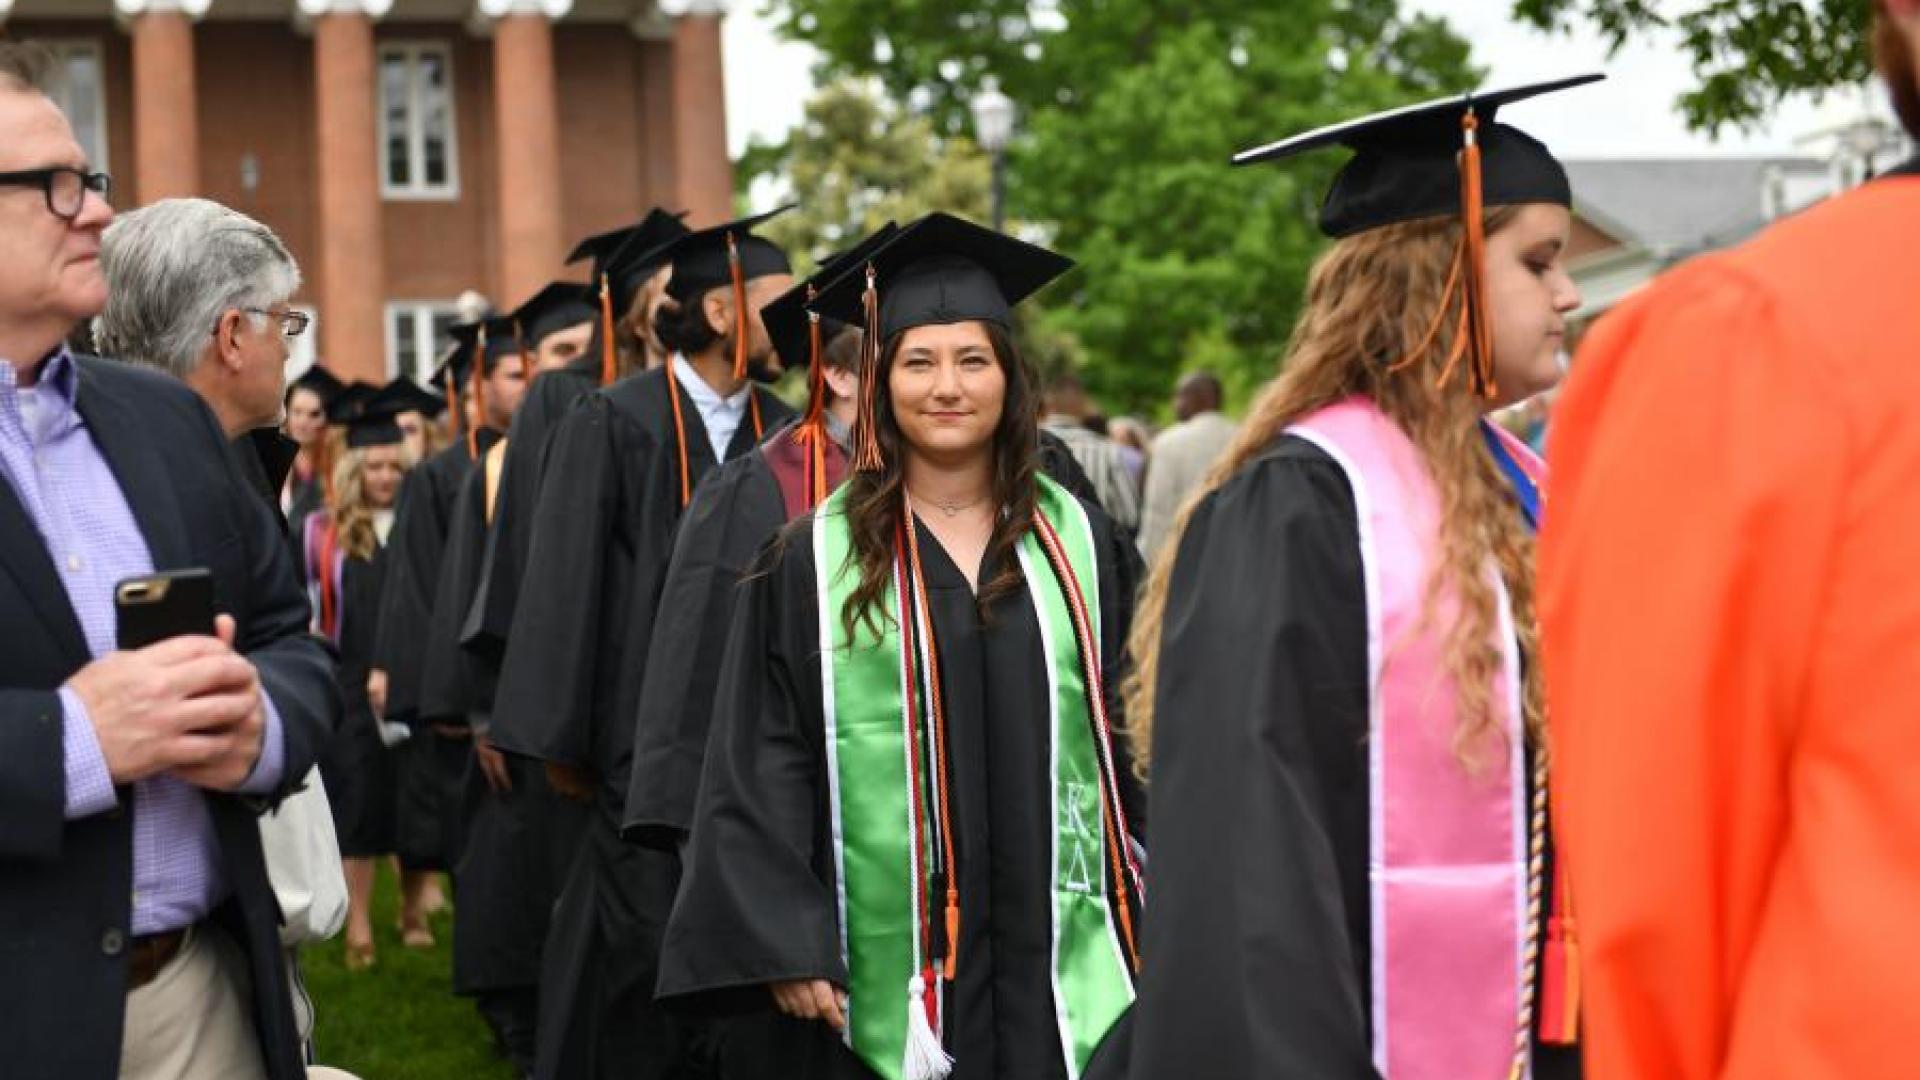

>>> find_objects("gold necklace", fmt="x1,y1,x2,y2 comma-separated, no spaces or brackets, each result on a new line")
909,489,990,519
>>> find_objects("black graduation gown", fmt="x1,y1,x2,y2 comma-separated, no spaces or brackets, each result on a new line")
427,456,591,998
318,540,397,857
1124,435,1580,1080
490,366,796,1080
656,497,1146,1080
624,429,1118,852
378,435,495,872
465,356,601,665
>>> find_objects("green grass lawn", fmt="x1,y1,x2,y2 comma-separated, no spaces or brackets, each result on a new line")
302,862,518,1080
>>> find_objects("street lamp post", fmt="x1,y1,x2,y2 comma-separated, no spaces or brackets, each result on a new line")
970,77,1016,232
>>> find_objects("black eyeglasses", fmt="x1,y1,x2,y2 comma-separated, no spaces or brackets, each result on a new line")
0,167,111,221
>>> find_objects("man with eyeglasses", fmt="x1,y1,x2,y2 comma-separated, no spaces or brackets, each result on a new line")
94,197,311,532
0,42,338,1080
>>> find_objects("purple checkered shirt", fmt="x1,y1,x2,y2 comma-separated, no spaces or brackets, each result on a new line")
0,348,285,937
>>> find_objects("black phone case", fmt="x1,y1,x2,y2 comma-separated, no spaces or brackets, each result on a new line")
115,569,216,650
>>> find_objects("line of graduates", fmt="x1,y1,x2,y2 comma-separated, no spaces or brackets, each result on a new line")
284,61,1912,1080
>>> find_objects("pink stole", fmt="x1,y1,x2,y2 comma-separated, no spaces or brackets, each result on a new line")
1287,397,1531,1080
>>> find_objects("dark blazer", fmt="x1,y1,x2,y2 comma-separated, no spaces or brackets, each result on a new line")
0,357,340,1080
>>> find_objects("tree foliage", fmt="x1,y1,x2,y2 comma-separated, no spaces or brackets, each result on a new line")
1512,0,1872,134
751,0,1480,414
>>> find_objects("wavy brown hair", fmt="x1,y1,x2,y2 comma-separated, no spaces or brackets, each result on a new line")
839,321,1040,642
1124,207,1544,775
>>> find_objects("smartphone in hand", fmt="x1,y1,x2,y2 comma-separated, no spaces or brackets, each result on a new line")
115,568,216,650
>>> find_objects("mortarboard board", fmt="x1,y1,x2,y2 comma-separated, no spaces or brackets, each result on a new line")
513,282,598,349
659,205,798,380
288,363,346,407
1232,73,1604,397
327,379,428,448
567,208,693,387
1232,73,1604,238
807,212,1075,471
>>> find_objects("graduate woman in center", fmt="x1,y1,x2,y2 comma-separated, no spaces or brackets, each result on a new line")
658,212,1146,1080
1124,76,1600,1080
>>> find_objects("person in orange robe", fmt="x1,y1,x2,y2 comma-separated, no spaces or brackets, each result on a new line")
1537,4,1920,1077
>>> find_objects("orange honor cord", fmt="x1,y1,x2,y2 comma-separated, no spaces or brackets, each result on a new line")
663,355,693,508
1032,511,1143,971
727,233,750,381
853,265,885,472
467,324,489,460
903,512,962,980
1538,820,1581,1044
893,521,941,1006
598,272,619,387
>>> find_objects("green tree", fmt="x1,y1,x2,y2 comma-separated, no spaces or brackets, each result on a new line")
1512,1,1872,134
739,78,994,276
755,0,1479,414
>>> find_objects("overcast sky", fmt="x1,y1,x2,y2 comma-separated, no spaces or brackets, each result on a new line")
719,1,1887,163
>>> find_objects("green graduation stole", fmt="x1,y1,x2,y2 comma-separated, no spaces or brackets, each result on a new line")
811,474,1141,1080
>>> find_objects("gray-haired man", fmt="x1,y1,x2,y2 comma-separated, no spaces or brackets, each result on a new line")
94,197,310,524
95,195,347,1059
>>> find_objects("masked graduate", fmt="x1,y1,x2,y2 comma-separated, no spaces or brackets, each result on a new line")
463,209,692,674
1121,76,1598,1080
415,285,596,1076
621,223,899,852
655,212,1146,1080
488,208,800,1080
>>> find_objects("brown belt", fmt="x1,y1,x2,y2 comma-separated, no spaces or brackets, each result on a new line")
126,928,188,992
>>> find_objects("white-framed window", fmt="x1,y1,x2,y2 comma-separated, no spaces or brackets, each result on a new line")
36,40,109,172
378,42,459,200
386,301,463,384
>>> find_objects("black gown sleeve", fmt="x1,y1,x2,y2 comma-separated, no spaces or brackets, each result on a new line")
489,399,617,767
1126,438,1376,1080
656,530,850,1011
623,451,785,847
419,463,492,723
372,455,454,723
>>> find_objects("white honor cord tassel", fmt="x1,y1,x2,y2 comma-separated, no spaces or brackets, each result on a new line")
902,974,953,1080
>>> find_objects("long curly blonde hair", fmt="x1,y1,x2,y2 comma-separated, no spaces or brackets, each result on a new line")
328,436,410,562
1123,208,1543,776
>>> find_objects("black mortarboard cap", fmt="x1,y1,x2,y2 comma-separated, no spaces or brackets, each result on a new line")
568,208,691,309
759,222,901,372
808,211,1075,341
512,282,597,348
1232,74,1605,237
327,379,427,448
327,381,379,422
447,316,524,375
288,363,346,406
661,205,797,303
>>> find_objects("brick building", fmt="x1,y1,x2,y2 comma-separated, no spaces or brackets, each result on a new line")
1,0,737,384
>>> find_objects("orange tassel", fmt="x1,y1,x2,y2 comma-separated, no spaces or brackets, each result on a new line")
598,272,618,387
853,265,884,472
467,323,488,460
727,232,749,381
1457,110,1498,400
943,896,961,981
444,370,463,439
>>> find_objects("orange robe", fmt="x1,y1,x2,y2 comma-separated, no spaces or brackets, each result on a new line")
1540,171,1920,1079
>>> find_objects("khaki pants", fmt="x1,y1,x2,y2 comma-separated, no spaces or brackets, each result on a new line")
120,923,267,1080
